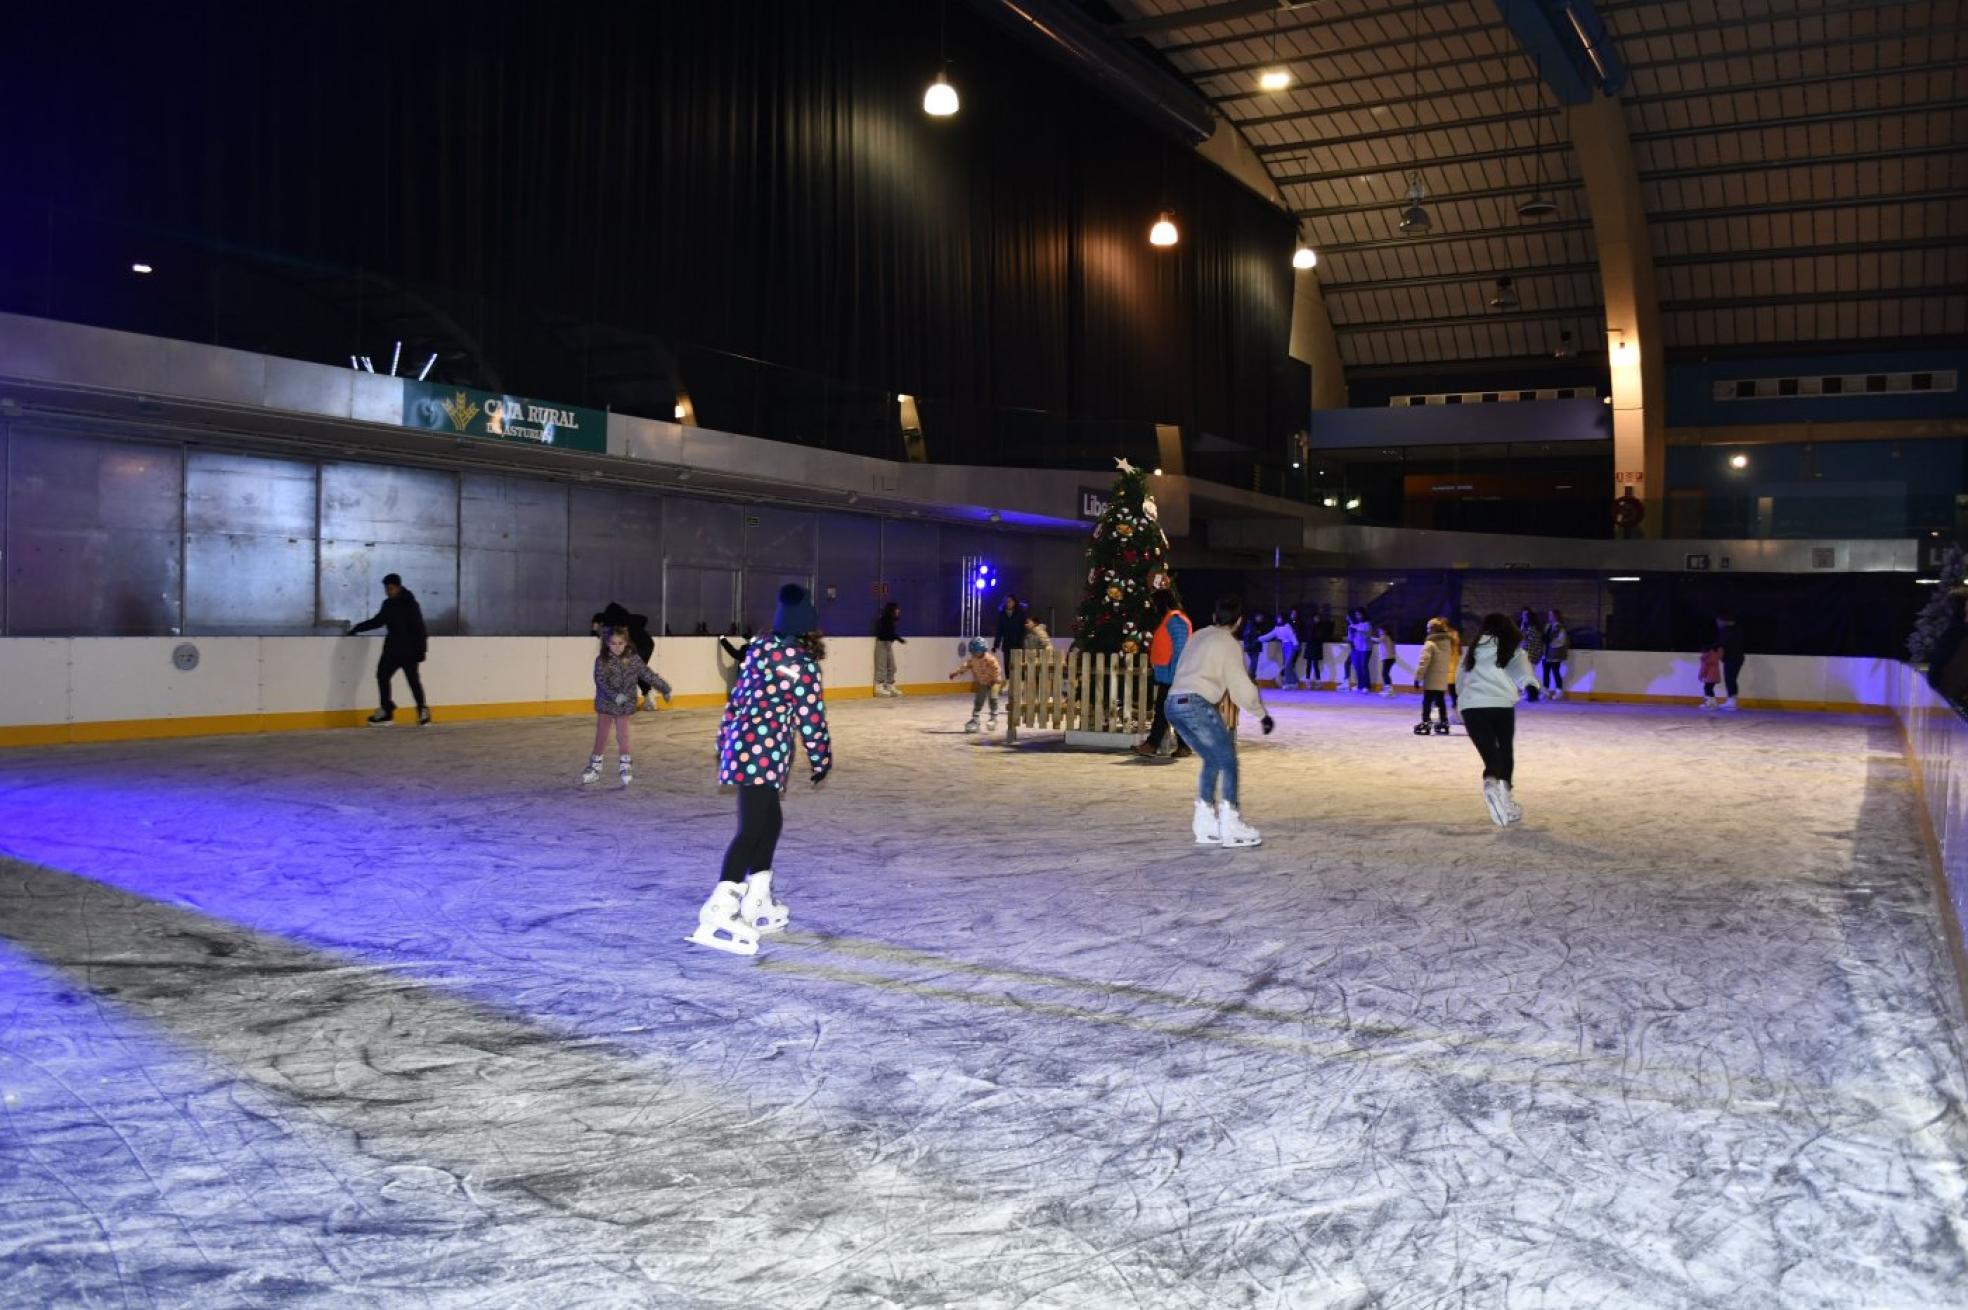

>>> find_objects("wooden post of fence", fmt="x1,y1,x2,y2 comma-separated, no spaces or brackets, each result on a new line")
1005,649,1018,744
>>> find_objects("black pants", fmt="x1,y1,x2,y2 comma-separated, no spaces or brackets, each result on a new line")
1146,680,1172,749
1306,647,1322,681
1461,707,1516,783
1380,657,1395,687
1420,689,1448,724
1542,659,1565,692
720,785,784,883
1723,656,1745,698
377,652,426,712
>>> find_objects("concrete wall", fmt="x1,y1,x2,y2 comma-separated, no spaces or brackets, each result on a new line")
1888,661,1968,1022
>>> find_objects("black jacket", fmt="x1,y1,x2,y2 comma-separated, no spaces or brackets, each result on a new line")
993,605,1027,654
594,602,655,663
874,612,904,643
1717,622,1745,662
352,589,428,660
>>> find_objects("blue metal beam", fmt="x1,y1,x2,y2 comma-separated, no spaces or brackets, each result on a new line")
1491,0,1627,104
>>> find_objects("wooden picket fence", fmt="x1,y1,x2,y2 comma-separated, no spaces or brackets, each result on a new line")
1003,648,1156,743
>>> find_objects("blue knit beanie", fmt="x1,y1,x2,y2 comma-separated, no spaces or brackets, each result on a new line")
772,583,819,636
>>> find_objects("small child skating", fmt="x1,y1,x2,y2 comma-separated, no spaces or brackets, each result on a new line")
950,638,1004,733
1698,645,1724,709
1374,624,1398,696
690,585,832,956
1413,618,1454,735
1459,612,1542,826
584,626,668,786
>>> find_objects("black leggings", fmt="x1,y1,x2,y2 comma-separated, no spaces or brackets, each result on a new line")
1461,707,1516,784
377,653,426,711
1723,656,1745,698
1421,690,1448,724
1542,659,1564,691
720,785,784,883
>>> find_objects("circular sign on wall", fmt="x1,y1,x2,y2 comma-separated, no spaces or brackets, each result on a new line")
172,642,200,672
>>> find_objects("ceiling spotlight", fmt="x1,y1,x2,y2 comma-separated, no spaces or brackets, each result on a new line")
1488,276,1520,309
1149,211,1179,248
1517,195,1560,220
131,262,154,274
1152,467,1163,476
1398,176,1430,235
1292,245,1317,270
1345,498,1362,510
1730,453,1749,470
1258,68,1292,91
1322,497,1338,507
923,71,959,117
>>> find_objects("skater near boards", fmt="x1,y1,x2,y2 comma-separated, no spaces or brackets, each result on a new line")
1460,613,1543,827
1165,595,1275,849
1413,618,1454,736
689,585,832,956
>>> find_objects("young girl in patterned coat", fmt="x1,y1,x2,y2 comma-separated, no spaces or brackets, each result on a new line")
583,626,669,786
690,584,833,956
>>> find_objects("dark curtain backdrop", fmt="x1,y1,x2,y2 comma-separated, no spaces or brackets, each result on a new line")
0,1,1306,472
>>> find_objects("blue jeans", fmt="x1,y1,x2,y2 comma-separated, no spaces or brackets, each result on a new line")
1166,692,1238,806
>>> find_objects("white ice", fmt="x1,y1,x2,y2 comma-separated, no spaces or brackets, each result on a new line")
1,693,1965,1307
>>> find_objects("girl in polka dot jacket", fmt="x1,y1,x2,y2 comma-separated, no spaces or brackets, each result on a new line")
689,584,833,956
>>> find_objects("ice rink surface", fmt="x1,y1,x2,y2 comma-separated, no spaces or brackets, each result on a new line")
2,692,1966,1308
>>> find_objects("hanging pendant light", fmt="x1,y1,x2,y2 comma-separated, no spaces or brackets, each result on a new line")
1292,245,1317,270
1488,275,1520,309
1398,175,1431,235
1150,211,1180,248
1395,3,1430,236
1518,56,1559,219
1553,330,1575,359
1257,10,1291,92
923,71,959,117
923,0,958,117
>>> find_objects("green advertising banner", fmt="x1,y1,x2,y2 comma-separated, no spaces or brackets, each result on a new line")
402,381,607,453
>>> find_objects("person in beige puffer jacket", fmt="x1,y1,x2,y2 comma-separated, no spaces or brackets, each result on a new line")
1412,618,1455,734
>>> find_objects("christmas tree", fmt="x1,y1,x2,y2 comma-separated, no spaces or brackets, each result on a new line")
1072,459,1176,655
1907,544,1965,665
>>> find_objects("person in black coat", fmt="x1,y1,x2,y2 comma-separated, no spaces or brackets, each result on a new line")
348,573,430,724
592,602,667,709
992,595,1028,663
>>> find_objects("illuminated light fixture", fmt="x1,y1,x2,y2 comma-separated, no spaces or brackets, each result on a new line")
923,72,959,117
1292,245,1317,270
673,404,687,419
1258,68,1291,91
1398,175,1430,235
1602,396,1612,405
130,262,154,274
417,352,437,381
1152,467,1163,475
1149,211,1179,248
1488,276,1519,309
1610,332,1632,360
1916,577,1941,584
1608,575,1641,582
1322,497,1338,507
1730,453,1749,470
1344,498,1362,510
1291,461,1301,469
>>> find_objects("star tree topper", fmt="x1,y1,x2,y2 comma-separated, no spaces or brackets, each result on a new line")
1114,457,1136,474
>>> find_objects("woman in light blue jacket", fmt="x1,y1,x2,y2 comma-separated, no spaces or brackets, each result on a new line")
1459,612,1543,827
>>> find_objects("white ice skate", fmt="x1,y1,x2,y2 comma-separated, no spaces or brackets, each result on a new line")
891,685,905,697
1500,780,1524,825
1700,696,1715,710
619,758,633,787
1482,778,1510,827
876,684,892,697
1721,697,1740,712
1217,803,1262,849
1192,798,1221,846
580,757,602,785
686,882,760,956
739,869,790,934
964,717,980,733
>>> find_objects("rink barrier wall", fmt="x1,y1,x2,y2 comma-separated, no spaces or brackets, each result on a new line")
1886,662,1968,1030
0,636,1907,746
0,635,1004,748
1249,643,1895,716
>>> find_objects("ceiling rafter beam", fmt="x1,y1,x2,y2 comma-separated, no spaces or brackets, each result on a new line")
1111,0,1307,38
1333,307,1605,332
1272,142,1566,187
1630,99,1968,145
1294,178,1584,219
1158,5,1494,57
1638,144,1964,183
1252,107,1556,156
1660,288,1963,311
1649,190,1968,223
1322,263,1601,293
1315,220,1593,254
1656,236,1967,266
1227,71,1537,130
1625,58,1968,107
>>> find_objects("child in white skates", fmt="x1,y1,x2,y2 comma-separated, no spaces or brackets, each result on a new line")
583,626,669,786
949,638,1003,733
690,585,832,956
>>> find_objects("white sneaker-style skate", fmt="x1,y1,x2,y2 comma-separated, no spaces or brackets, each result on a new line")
1721,697,1740,711
580,757,602,785
1499,780,1524,824
1482,779,1510,827
1192,798,1221,845
1218,803,1262,848
686,882,760,956
986,715,998,731
1700,696,1715,710
890,685,905,697
964,717,980,733
619,758,633,786
739,869,790,933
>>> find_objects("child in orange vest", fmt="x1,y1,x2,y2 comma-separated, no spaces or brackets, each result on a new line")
950,638,1004,733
